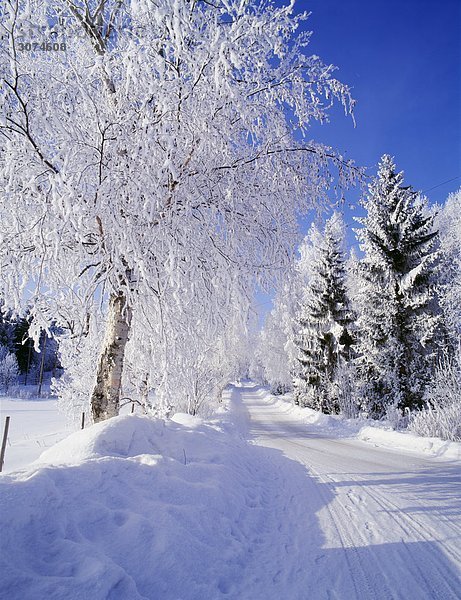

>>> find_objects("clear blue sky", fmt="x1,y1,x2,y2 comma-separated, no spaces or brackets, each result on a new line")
256,0,460,321
303,0,461,205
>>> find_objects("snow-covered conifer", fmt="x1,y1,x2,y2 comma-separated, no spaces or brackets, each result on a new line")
0,347,19,393
436,189,461,340
354,155,444,416
293,213,354,412
0,303,16,354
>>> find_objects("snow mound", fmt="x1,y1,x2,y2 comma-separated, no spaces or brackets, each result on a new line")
170,412,203,427
357,426,461,460
36,415,167,465
0,402,321,600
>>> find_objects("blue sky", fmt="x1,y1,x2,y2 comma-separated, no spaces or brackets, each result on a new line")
303,0,461,205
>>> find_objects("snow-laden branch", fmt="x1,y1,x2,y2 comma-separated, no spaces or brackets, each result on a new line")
0,0,362,418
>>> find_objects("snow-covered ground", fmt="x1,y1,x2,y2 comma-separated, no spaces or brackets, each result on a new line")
0,395,136,473
0,398,71,473
1,385,460,599
240,386,461,599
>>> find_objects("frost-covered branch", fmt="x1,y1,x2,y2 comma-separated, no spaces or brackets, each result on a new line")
0,0,361,420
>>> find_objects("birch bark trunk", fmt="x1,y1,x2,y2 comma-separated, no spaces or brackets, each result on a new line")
91,292,132,422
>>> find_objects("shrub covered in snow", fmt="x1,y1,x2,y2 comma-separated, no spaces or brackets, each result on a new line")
334,362,360,419
409,352,461,441
270,382,292,396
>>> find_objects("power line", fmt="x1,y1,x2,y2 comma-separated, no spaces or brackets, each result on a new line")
422,175,461,194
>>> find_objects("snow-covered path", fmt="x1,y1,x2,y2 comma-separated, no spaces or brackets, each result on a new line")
1,386,460,599
236,385,461,599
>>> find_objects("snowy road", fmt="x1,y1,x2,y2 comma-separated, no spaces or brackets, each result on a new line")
236,385,461,600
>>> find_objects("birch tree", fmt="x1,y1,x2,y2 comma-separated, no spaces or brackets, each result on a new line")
0,0,359,421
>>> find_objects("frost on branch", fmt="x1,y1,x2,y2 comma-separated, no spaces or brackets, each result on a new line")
0,0,360,418
409,350,461,442
436,188,461,340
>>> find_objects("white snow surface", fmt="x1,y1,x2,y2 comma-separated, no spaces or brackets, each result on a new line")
0,398,71,472
1,385,460,599
268,393,461,461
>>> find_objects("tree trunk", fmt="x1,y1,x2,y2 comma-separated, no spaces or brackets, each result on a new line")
91,292,132,422
37,333,47,397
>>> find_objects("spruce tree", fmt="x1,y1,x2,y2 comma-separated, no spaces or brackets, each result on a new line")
354,155,444,416
293,213,354,412
436,188,461,340
0,303,15,354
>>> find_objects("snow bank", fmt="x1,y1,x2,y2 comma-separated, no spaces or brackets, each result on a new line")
0,396,320,600
357,426,461,460
267,392,461,461
266,393,357,433
36,414,168,465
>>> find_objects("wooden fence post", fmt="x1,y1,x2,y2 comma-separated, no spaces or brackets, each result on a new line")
0,416,11,473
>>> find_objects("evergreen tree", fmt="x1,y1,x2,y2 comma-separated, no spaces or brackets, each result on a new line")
13,315,35,375
0,302,16,353
436,188,461,340
354,155,444,416
293,213,354,412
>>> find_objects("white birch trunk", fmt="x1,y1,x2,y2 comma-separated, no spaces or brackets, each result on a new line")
91,292,132,422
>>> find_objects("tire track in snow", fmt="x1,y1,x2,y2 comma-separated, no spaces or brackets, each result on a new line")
284,439,396,600
239,386,461,600
242,410,394,599
316,466,461,600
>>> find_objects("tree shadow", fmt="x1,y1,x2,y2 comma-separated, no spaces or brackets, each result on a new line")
228,385,461,599
333,464,461,517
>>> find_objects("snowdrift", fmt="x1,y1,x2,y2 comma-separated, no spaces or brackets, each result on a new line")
356,426,461,460
0,406,320,600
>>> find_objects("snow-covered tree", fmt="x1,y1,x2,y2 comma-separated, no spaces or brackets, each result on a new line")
259,325,291,394
52,314,103,425
436,188,461,340
256,278,296,394
0,346,19,393
0,303,16,353
0,0,359,421
151,296,253,416
354,155,444,416
293,212,354,412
